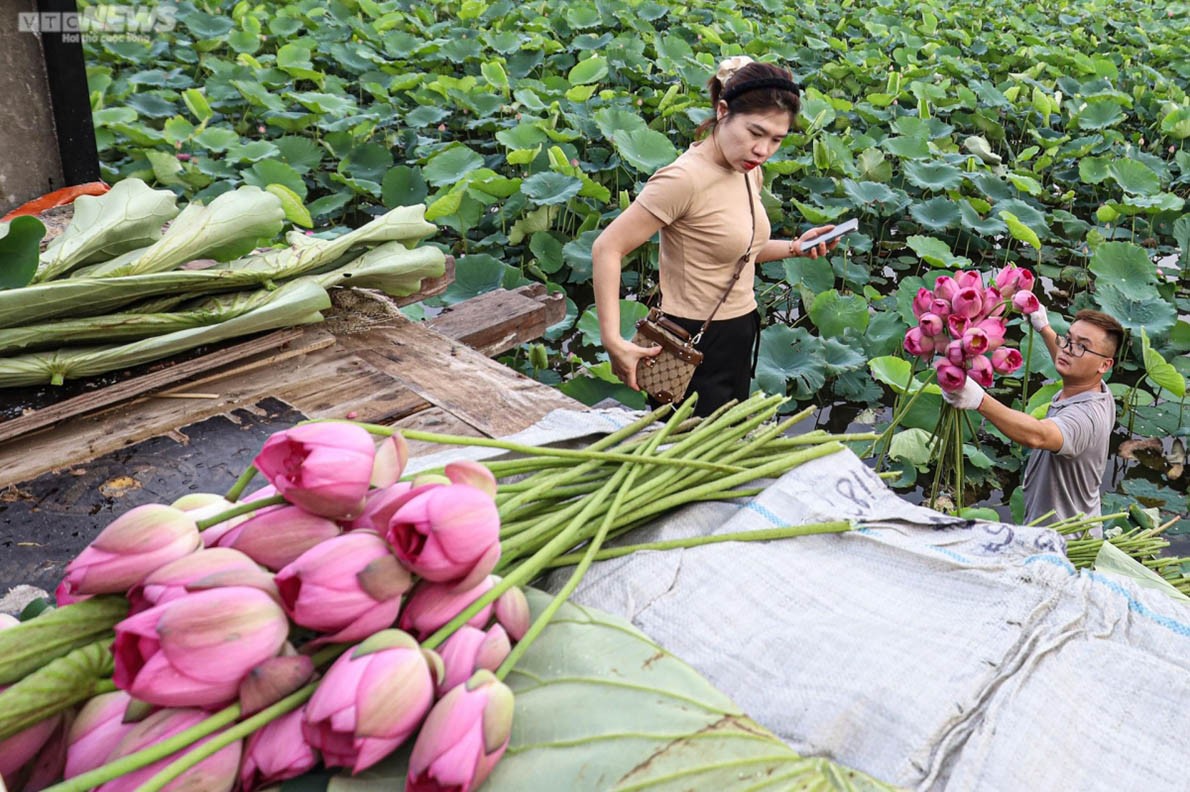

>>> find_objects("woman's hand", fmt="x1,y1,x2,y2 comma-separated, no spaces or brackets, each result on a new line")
607,338,664,391
793,225,841,259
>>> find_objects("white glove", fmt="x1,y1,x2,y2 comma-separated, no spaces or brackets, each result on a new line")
1028,304,1049,332
941,378,986,411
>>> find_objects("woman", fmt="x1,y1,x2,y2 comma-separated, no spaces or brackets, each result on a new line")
592,56,839,416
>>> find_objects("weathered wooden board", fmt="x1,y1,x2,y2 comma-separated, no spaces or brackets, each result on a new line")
427,284,566,357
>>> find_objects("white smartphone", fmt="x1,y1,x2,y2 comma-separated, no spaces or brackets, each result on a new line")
798,218,858,252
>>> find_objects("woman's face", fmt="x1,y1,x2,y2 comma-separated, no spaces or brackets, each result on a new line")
713,104,793,172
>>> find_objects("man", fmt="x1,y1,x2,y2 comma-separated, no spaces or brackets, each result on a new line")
942,305,1124,526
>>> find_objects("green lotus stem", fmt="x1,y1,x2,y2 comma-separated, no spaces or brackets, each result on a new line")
1022,322,1035,409
867,368,938,461
954,408,965,510
771,431,880,446
223,464,258,503
543,521,853,568
194,494,286,531
0,596,126,685
0,640,114,740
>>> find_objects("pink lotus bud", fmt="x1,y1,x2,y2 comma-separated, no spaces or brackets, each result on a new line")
969,354,995,387
961,328,990,357
386,484,501,591
992,347,1024,374
253,422,377,519
371,434,410,488
976,318,1007,351
918,312,943,337
933,275,959,301
932,333,951,354
56,504,201,603
1014,267,1035,292
980,286,1004,319
444,461,497,499
240,708,319,790
276,531,412,645
113,587,289,708
994,264,1035,296
945,339,967,366
903,327,932,358
213,504,342,571
933,360,968,392
1012,290,1040,314
493,586,530,641
954,270,983,290
239,655,315,716
929,298,952,318
200,488,272,546
343,481,414,534
411,472,451,487
0,712,67,788
303,630,440,774
912,288,933,318
947,314,970,339
399,577,496,641
128,547,277,614
951,288,983,319
96,708,242,792
437,625,510,694
64,691,136,779
406,670,514,792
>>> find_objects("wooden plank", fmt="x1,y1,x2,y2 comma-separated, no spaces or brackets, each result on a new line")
393,255,455,306
338,315,583,438
426,287,566,357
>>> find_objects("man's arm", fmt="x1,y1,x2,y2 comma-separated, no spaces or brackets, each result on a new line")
943,379,1064,452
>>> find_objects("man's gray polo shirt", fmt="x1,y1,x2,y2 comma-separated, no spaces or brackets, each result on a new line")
1022,382,1116,525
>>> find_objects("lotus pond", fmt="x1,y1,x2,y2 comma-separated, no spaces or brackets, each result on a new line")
81,0,1188,543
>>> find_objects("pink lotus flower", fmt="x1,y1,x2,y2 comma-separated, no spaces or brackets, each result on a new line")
934,275,959,301
240,708,318,791
494,586,530,641
951,288,983,319
200,488,274,546
56,504,201,604
947,314,970,339
239,655,314,716
992,347,1024,374
213,504,342,571
276,531,412,645
929,297,952,318
113,587,289,708
980,286,1004,319
386,484,501,591
371,434,410,488
444,460,497,498
918,312,943,337
64,691,136,779
0,713,68,789
303,630,441,774
912,288,933,318
399,577,496,641
254,422,377,519
995,264,1035,295
945,339,967,366
344,482,414,534
128,547,276,614
954,270,983,290
903,327,932,358
961,328,991,357
1012,290,1040,314
96,708,242,792
969,354,995,387
437,625,511,694
975,318,1007,351
406,670,515,792
934,360,968,392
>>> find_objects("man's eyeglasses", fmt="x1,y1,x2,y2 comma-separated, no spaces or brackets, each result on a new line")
1058,335,1111,359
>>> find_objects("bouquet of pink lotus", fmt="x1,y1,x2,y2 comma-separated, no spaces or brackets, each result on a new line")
894,265,1040,508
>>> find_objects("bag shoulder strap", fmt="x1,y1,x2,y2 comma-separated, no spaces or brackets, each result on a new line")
692,172,757,342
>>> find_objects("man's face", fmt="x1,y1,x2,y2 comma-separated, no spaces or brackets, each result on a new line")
1055,319,1114,380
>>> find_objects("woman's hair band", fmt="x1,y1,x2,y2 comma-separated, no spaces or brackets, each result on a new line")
721,77,801,104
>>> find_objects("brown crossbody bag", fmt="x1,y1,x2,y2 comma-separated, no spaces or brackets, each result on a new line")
631,173,757,404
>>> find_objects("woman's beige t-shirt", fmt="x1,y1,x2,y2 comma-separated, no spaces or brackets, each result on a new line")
634,141,771,321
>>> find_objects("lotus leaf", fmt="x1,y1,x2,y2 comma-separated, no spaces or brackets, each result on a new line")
1140,329,1186,399
906,236,970,269
1088,242,1158,300
611,128,678,174
903,161,964,191
754,325,826,400
809,289,869,338
1109,160,1161,196
0,217,46,290
1093,283,1176,337
910,196,962,232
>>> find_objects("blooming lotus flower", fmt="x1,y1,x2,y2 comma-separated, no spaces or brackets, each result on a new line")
254,422,377,519
276,531,412,645
213,504,342,571
96,708,241,792
386,484,501,591
240,708,318,790
912,288,933,318
903,327,932,358
344,482,414,534
961,328,991,357
1012,290,1040,314
934,360,968,392
954,270,983,290
128,547,276,613
371,434,410,488
64,691,136,779
945,339,967,366
929,297,952,318
934,275,959,301
969,354,995,387
947,313,970,339
951,288,983,319
399,577,496,641
56,504,201,604
493,586,530,641
303,630,441,774
113,587,289,708
437,625,511,694
992,347,1024,374
0,712,67,789
975,318,1007,351
918,312,943,337
406,670,514,792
